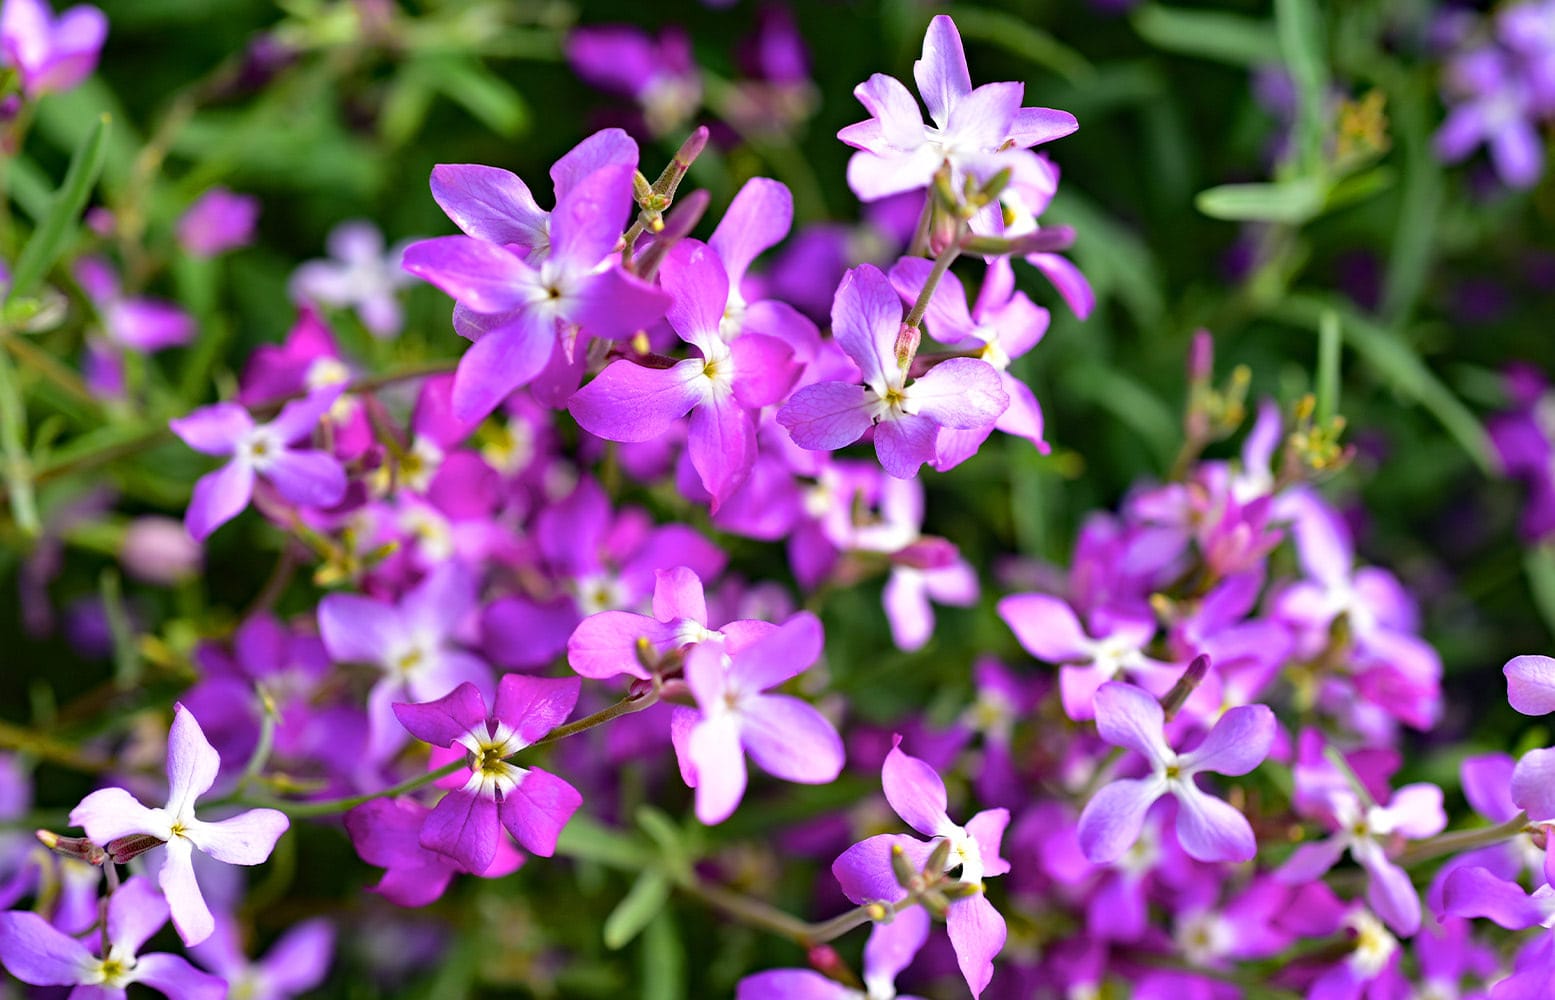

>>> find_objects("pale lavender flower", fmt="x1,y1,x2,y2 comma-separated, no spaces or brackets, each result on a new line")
738,908,931,1000
1435,46,1546,188
68,705,290,946
0,875,226,998
837,15,1076,205
1506,653,1555,715
777,263,1007,479
290,220,415,339
169,384,348,541
1077,681,1273,864
178,187,261,258
674,611,844,824
0,0,106,97
190,914,334,1000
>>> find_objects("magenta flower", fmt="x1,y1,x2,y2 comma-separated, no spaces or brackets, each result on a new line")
837,14,1076,203
0,875,226,999
170,384,348,541
565,25,702,136
675,611,844,824
68,704,290,946
777,264,1008,478
569,239,799,507
1077,681,1273,865
393,674,583,872
403,161,671,422
317,562,492,763
0,0,106,97
189,914,334,1000
1443,867,1555,997
177,187,261,259
567,565,776,680
832,738,1010,998
344,797,524,907
76,256,195,354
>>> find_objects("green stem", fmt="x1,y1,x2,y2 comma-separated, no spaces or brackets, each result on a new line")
0,345,39,535
233,689,278,796
229,759,468,819
1395,812,1531,868
534,686,661,747
903,234,963,333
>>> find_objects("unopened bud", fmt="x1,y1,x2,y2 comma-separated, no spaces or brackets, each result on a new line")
1160,653,1211,721
864,902,890,922
943,880,983,899
634,635,659,674
890,843,917,889
978,167,1013,203
37,831,107,866
632,170,654,204
920,889,950,919
1188,329,1215,383
924,837,952,876
104,833,166,864
893,322,920,371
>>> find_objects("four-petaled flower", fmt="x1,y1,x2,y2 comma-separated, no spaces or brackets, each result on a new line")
68,705,290,946
1078,680,1273,865
394,674,584,873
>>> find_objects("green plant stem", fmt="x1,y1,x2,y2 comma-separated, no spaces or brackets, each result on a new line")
676,875,910,949
4,335,99,410
1395,812,1530,868
902,237,962,334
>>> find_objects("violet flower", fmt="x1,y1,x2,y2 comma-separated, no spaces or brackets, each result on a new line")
68,704,290,946
567,565,777,680
169,383,348,541
393,674,582,872
344,797,523,907
1442,866,1555,998
837,14,1076,204
1435,46,1546,189
777,263,1008,479
565,25,701,136
189,915,334,1000
832,738,1010,998
403,162,671,422
177,187,261,258
76,256,195,354
674,611,844,824
0,875,226,999
0,0,106,97
1077,681,1273,864
316,561,492,763
569,239,799,508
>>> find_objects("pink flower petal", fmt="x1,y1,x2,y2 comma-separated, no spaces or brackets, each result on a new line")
945,890,1006,999
1506,654,1555,716
185,461,254,541
710,177,792,289
499,767,582,856
569,359,706,443
741,694,844,784
393,682,488,748
429,163,547,249
1172,784,1256,862
881,739,950,838
420,788,499,874
184,808,288,865
1077,777,1165,864
0,910,94,985
494,674,581,745
776,381,874,452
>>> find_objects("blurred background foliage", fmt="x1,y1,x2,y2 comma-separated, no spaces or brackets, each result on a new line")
2,0,1554,995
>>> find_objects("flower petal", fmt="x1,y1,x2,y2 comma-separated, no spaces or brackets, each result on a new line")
184,461,254,542
1512,747,1555,822
498,767,582,856
997,593,1091,661
166,704,222,818
105,875,170,954
1172,784,1257,862
429,163,547,248
1092,682,1171,770
913,15,972,129
741,695,845,784
184,808,288,865
420,788,500,874
830,264,900,388
393,683,488,748
832,833,933,904
1077,777,1165,864
451,310,556,423
494,674,581,746
727,611,823,692
569,359,706,443
1506,654,1555,716
776,381,874,452
690,712,747,825
945,890,1006,1000
70,786,163,843
1179,703,1275,777
263,449,346,509
881,738,950,837
0,910,95,985
170,403,251,456
710,177,792,289
401,236,535,314
160,835,216,946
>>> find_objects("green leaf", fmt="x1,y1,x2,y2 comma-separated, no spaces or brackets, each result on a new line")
6,114,110,304
603,871,672,950
1196,179,1325,224
1323,166,1395,213
1315,308,1341,425
554,815,656,870
1526,546,1555,645
0,348,38,535
426,55,530,139
640,908,686,1000
1131,4,1281,67
1275,0,1329,172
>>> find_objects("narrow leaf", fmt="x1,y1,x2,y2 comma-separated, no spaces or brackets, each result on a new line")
603,871,672,950
1132,5,1281,67
1315,308,1341,425
1196,179,1325,224
7,114,111,304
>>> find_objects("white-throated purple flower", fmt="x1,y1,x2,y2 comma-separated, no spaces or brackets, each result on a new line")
393,674,583,873
0,875,226,999
169,383,348,541
290,220,415,339
777,263,1007,479
672,611,844,825
1077,680,1273,865
68,705,290,946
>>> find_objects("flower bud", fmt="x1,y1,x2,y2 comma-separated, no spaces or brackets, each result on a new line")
924,837,953,876
890,843,917,889
121,517,203,586
105,833,165,864
36,830,106,865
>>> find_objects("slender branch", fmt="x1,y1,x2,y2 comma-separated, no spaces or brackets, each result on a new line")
534,685,662,747
1395,812,1531,868
902,236,963,333
226,759,468,818
4,335,99,410
233,688,278,796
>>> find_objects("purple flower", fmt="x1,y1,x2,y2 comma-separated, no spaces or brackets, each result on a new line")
393,674,583,872
68,705,290,946
1443,866,1555,998
890,256,1050,466
1506,653,1555,715
1435,46,1546,189
189,914,334,1000
777,264,1008,478
177,187,261,258
837,15,1076,204
76,256,195,354
344,797,523,907
567,565,777,680
832,738,1010,998
674,611,844,824
1077,681,1273,864
0,0,106,97
317,562,492,763
565,25,701,136
1277,779,1445,937
569,239,799,508
0,875,226,998
290,220,415,339
403,161,671,422
169,384,348,541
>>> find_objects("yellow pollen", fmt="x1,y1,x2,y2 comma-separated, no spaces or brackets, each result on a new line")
1164,764,1181,780
475,744,507,777
396,650,423,675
